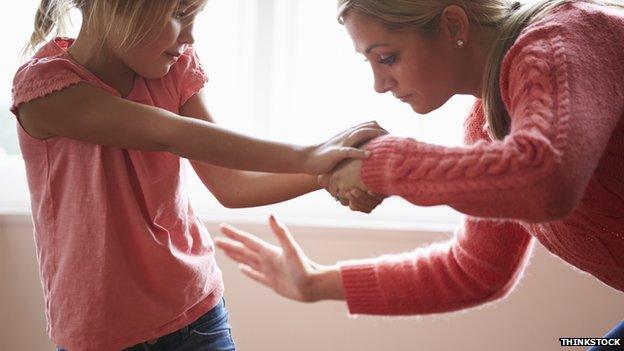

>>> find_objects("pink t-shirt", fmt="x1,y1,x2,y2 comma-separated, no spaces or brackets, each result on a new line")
10,38,223,350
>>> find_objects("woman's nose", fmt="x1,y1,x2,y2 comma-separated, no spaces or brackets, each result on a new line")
373,72,396,94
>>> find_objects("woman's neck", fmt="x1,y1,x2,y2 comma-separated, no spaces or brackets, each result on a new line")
67,29,137,97
457,26,497,98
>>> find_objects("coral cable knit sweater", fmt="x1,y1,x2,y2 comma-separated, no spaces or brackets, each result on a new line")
339,2,624,315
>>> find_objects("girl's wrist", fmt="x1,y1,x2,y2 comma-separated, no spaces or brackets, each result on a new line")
298,144,317,175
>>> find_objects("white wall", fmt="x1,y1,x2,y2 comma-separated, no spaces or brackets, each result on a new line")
1,214,623,351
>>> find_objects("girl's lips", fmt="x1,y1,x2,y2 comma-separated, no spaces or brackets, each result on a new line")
165,52,182,62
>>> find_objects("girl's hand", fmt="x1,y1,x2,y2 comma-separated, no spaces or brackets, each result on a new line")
303,121,387,175
215,215,344,302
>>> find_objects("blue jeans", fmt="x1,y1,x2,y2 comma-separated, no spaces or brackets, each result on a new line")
587,320,624,351
57,298,236,351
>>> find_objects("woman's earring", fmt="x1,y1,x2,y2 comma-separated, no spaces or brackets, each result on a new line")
456,39,465,48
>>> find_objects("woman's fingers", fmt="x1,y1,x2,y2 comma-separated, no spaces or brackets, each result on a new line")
344,192,370,213
268,215,300,256
344,188,383,213
214,238,263,270
317,174,330,189
219,223,267,252
238,264,270,287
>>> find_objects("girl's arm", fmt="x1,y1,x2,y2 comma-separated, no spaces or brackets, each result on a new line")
215,215,534,315
180,91,383,210
16,83,384,175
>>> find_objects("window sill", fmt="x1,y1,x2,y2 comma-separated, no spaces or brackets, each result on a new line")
0,209,456,237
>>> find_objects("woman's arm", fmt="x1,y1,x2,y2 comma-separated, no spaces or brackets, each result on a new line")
327,28,624,222
215,215,534,315
16,83,384,175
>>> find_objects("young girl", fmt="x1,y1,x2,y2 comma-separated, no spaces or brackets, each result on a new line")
215,0,624,346
10,0,386,350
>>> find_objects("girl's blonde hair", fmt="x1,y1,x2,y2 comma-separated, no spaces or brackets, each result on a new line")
337,0,624,140
27,0,197,55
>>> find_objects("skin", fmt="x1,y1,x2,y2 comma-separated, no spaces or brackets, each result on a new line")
215,6,498,302
18,1,386,209
322,6,496,202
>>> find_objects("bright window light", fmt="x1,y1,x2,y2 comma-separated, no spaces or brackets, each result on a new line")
1,0,470,231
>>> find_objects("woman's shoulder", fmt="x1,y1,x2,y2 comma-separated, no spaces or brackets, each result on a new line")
499,2,624,103
508,2,624,59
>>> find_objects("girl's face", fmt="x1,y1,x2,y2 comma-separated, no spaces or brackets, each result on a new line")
115,1,206,79
344,12,463,114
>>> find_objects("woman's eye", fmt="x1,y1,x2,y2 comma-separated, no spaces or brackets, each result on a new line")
174,10,188,19
377,55,396,66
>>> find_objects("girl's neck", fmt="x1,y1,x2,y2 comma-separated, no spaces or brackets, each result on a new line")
67,29,137,97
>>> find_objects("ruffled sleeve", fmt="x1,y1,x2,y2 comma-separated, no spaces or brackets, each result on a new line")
169,46,209,108
11,58,86,117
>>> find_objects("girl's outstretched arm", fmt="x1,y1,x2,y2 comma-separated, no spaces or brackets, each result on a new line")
16,83,385,175
180,91,384,211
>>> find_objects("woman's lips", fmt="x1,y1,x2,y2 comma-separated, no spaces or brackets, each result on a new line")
398,94,412,103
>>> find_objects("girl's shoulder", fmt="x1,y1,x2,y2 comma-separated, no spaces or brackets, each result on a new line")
11,38,115,115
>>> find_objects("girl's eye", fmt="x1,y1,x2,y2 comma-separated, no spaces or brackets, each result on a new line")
377,55,396,66
174,5,192,19
174,10,188,19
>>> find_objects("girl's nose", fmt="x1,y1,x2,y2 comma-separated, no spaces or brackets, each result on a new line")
179,24,195,45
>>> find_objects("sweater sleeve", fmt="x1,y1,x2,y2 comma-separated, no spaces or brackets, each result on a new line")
339,218,534,315
361,23,624,223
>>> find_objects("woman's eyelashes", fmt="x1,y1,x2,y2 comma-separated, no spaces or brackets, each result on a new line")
377,55,397,66
362,54,397,66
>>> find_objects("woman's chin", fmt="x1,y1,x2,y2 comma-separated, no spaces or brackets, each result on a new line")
409,104,431,115
409,99,445,115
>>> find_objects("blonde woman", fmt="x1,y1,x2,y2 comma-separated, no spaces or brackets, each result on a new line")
9,0,389,349
216,0,624,346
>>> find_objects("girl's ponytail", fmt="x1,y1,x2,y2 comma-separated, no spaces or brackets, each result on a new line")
26,0,72,55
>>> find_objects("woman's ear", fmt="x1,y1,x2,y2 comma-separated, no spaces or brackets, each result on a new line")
439,5,470,48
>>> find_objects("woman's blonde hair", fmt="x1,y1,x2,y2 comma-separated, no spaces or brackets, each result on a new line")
337,0,624,140
27,0,198,55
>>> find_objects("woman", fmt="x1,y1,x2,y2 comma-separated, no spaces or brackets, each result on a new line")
215,0,624,345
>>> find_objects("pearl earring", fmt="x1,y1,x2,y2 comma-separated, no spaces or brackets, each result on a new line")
456,39,465,48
